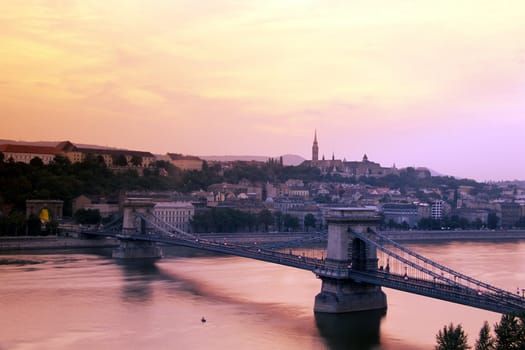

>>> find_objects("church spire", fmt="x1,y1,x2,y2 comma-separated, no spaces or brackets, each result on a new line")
312,130,319,161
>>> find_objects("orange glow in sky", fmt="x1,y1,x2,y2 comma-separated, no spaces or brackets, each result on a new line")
1,1,525,180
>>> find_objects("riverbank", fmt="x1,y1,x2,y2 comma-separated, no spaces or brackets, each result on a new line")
0,236,119,251
2,229,525,251
382,229,525,243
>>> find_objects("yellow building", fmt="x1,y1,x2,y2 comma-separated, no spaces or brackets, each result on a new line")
166,153,203,171
56,141,155,168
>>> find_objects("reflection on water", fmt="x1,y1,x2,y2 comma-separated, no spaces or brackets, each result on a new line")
1,241,524,350
315,310,386,350
117,260,161,303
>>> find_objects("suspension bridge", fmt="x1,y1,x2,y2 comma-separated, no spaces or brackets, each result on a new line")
85,198,525,316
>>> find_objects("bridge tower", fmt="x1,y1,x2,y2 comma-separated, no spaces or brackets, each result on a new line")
314,207,387,313
112,198,162,259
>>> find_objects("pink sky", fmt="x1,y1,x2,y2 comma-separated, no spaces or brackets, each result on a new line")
1,1,525,181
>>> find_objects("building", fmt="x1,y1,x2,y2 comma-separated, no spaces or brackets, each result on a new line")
431,200,443,219
302,132,398,177
26,200,63,221
288,187,310,199
153,201,195,232
500,202,521,228
431,200,450,220
382,203,418,228
0,144,62,164
166,153,203,171
72,195,119,218
455,208,489,225
312,130,319,161
56,141,155,168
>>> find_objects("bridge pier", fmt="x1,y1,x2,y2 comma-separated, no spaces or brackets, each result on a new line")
112,198,162,260
314,208,387,313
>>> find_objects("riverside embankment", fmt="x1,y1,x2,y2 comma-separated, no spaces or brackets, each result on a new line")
382,229,525,243
2,229,525,251
0,236,119,251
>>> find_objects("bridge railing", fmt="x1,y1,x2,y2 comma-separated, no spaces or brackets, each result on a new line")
369,228,522,301
350,229,525,312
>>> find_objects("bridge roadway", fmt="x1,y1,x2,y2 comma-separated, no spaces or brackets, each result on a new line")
116,231,525,315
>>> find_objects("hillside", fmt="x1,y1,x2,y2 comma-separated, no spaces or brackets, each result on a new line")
200,154,305,166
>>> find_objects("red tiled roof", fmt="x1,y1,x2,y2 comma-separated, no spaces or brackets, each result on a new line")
0,144,62,155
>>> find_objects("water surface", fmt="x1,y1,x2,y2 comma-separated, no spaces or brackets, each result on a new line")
1,241,524,349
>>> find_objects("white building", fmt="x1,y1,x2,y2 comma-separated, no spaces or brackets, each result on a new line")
431,200,450,220
153,202,195,232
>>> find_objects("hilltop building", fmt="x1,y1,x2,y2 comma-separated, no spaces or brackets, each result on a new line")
0,144,62,164
312,130,319,161
302,132,399,178
56,141,155,168
165,153,203,171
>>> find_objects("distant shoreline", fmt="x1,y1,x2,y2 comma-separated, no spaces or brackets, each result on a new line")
381,229,525,243
0,236,119,251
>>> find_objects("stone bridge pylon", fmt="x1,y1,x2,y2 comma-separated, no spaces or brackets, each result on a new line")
314,207,387,313
112,198,163,259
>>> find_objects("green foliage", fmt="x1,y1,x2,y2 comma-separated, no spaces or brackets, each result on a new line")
29,157,44,167
190,207,306,233
487,213,499,230
0,211,26,236
113,154,128,166
475,321,495,350
257,209,273,232
74,208,102,225
494,314,525,349
283,214,299,231
435,323,470,350
191,208,258,233
304,213,316,231
26,214,42,236
417,215,484,231
130,155,142,166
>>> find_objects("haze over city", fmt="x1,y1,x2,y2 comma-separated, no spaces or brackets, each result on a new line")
2,1,524,182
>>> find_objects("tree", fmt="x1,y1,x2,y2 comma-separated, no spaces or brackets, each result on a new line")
29,157,44,167
74,209,102,225
487,212,499,230
475,321,495,350
435,323,470,350
257,209,273,232
304,213,316,231
130,155,142,167
274,211,283,232
113,154,128,166
494,314,524,350
283,214,299,232
26,214,42,236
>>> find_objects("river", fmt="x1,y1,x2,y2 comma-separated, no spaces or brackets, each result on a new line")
1,241,524,350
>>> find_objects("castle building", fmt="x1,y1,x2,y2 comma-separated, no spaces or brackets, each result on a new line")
56,141,155,168
0,144,62,164
303,131,398,178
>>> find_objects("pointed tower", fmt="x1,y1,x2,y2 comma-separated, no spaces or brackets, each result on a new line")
312,130,319,161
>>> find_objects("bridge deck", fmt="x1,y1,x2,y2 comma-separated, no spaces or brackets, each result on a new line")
85,213,525,316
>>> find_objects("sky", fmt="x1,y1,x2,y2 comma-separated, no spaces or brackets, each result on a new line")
1,1,525,181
